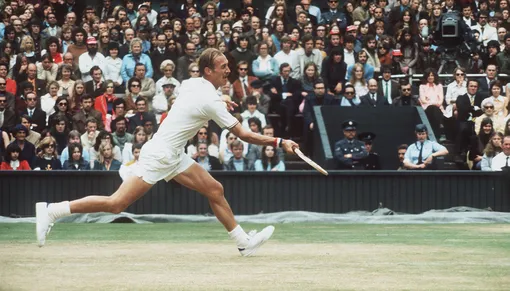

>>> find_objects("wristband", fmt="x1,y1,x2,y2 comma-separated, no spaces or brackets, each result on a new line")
275,138,282,148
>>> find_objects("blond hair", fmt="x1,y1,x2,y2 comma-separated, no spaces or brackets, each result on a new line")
37,136,58,158
198,48,224,75
97,143,113,164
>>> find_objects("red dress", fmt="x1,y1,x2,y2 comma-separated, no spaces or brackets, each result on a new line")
0,160,31,170
94,93,117,125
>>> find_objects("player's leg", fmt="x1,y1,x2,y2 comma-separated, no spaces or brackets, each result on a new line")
69,176,152,213
173,163,274,256
36,176,153,247
174,163,237,231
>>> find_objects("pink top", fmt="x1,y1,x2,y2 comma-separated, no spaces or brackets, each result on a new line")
419,83,444,110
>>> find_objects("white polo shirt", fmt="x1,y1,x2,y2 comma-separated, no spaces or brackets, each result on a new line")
150,77,238,151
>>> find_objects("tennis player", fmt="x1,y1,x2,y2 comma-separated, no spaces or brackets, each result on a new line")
36,48,299,256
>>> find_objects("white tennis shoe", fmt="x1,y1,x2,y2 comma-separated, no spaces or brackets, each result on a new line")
36,202,54,247
238,225,275,257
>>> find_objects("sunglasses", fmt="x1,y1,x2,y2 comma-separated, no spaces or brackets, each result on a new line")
402,88,411,92
106,86,114,89
131,84,140,88
0,83,5,86
47,144,55,148
27,98,36,101
345,92,354,95
191,70,199,73
58,102,67,106
456,73,464,76
485,106,494,109
239,68,248,71
198,132,207,135
0,100,5,103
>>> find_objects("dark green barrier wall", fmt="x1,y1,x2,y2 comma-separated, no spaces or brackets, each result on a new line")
316,107,427,170
1,171,509,217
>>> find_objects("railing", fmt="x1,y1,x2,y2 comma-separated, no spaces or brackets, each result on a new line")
1,171,509,216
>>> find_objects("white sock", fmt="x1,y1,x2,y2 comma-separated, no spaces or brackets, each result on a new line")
228,225,249,248
48,201,71,222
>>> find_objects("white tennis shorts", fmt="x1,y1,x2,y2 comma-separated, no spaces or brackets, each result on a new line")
120,141,194,185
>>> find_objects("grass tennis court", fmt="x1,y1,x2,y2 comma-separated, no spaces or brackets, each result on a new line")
1,223,509,290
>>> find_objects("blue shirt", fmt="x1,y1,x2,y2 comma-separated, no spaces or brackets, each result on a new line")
120,53,154,83
404,140,446,165
60,146,90,166
254,160,285,171
345,63,375,82
233,158,244,171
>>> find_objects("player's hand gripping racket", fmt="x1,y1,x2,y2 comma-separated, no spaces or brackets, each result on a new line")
293,147,329,176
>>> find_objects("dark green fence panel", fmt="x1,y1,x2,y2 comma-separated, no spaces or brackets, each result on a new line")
1,171,509,217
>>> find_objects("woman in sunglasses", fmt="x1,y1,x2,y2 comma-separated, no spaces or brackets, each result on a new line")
33,136,62,170
48,96,73,129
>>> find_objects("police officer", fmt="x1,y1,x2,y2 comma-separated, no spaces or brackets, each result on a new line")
334,120,369,169
403,124,449,170
358,132,381,170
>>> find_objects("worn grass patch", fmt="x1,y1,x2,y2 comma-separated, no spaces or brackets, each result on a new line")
0,223,509,290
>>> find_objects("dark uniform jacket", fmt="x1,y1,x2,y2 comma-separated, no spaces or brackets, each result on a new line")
360,152,381,170
334,138,369,169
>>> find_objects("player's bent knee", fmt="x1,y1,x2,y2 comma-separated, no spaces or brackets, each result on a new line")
108,197,129,214
206,182,224,201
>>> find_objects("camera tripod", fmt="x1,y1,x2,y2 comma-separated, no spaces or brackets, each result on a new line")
437,49,461,75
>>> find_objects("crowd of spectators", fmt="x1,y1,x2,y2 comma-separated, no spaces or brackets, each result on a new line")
1,0,510,172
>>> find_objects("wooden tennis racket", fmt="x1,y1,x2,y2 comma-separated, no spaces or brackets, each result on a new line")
293,148,329,176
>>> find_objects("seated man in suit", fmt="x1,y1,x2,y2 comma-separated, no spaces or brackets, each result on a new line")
19,91,46,133
127,97,157,133
477,64,498,97
17,64,46,98
392,80,420,106
377,65,400,104
268,63,302,137
85,66,106,99
359,79,389,107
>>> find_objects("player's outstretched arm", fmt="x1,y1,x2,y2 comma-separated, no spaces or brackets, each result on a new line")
230,123,298,154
